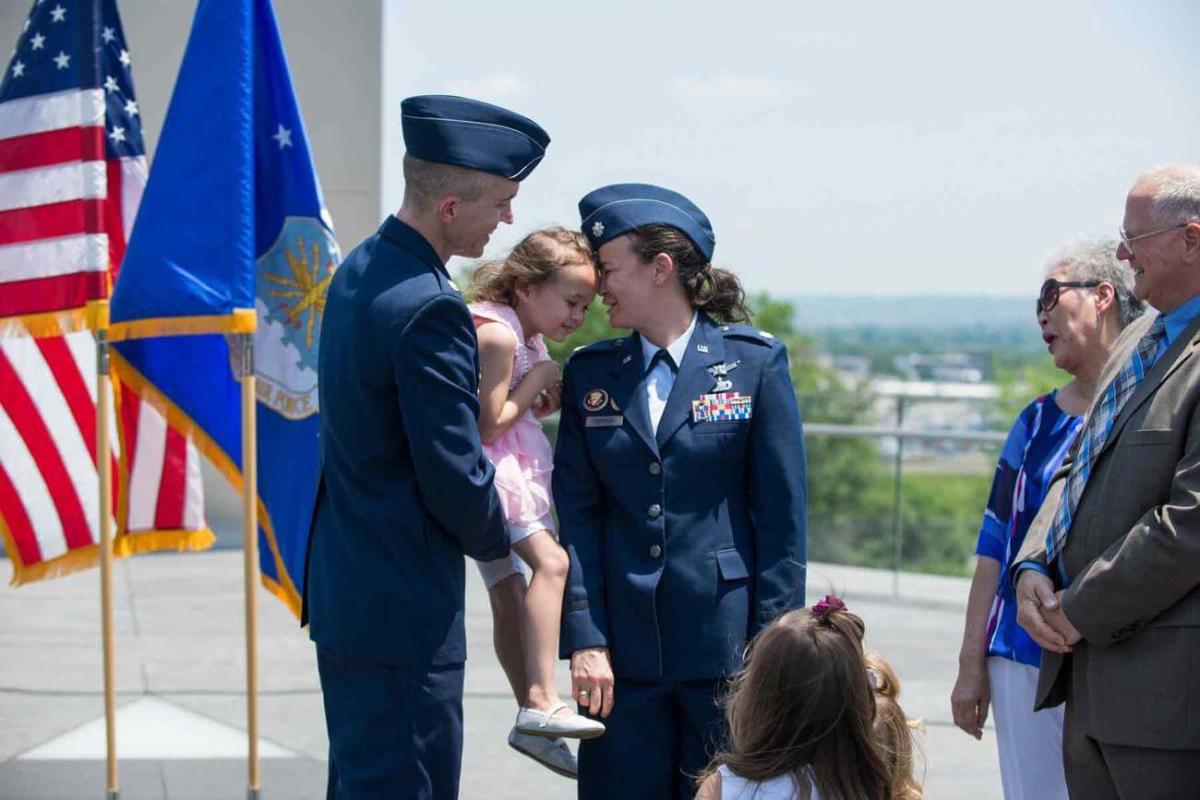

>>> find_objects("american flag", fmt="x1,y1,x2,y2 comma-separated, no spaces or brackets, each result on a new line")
0,0,211,584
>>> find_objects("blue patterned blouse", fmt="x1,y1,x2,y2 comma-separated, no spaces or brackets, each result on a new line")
975,391,1082,667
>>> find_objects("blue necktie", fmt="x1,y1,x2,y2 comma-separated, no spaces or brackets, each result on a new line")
646,349,677,433
1046,314,1167,564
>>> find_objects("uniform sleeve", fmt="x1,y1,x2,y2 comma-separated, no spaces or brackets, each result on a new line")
553,360,610,655
747,344,808,634
392,295,509,561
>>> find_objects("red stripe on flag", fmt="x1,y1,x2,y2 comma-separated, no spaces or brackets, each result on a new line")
0,351,92,550
0,127,105,173
0,199,106,245
0,272,107,317
0,463,43,567
154,425,187,530
35,338,119,514
105,159,125,286
120,383,140,477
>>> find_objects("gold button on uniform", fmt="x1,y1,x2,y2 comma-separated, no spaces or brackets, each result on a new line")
649,545,662,558
648,503,662,518
648,462,661,476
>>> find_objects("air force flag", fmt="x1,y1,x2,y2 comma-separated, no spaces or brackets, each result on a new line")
109,0,338,614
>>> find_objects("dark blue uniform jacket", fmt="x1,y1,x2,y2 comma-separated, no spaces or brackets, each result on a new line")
304,216,509,666
555,312,808,681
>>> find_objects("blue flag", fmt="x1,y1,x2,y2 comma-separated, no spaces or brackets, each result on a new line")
109,0,339,614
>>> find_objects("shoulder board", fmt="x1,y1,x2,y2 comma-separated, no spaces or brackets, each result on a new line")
719,324,778,346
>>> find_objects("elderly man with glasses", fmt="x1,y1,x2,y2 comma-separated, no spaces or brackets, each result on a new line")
1013,164,1200,799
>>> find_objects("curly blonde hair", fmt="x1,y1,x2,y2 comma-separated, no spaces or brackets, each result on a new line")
469,227,598,306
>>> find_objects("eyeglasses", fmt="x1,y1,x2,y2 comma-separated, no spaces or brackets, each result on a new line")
1119,222,1188,257
1037,279,1102,315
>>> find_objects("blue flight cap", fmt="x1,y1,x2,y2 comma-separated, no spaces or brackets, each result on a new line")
578,183,715,261
401,95,550,181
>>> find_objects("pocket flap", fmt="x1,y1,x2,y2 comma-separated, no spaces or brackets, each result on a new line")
716,548,749,580
1123,428,1175,447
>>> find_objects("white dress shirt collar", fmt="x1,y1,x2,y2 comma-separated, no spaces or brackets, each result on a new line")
640,312,698,370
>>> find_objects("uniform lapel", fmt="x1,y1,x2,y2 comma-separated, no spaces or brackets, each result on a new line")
608,333,658,456
656,314,725,449
1099,314,1200,460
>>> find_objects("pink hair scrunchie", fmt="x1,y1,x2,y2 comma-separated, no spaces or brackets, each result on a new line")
811,594,847,619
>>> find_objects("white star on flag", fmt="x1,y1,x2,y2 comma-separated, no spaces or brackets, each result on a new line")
53,51,70,69
104,75,119,93
118,49,131,67
30,32,45,50
124,99,138,117
272,124,292,148
109,126,126,143
102,27,116,43
50,4,66,22
23,19,29,32
11,60,25,78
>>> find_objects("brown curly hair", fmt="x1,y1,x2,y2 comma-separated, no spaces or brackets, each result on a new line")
624,224,750,324
469,227,599,306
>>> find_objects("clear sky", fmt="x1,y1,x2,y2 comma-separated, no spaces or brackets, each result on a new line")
382,0,1199,297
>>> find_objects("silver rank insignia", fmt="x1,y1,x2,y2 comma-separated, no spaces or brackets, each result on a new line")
707,360,741,392
591,221,605,237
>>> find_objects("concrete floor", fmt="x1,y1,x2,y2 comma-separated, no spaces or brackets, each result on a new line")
0,553,1002,799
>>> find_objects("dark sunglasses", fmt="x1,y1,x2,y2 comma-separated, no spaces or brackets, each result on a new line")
1036,279,1102,315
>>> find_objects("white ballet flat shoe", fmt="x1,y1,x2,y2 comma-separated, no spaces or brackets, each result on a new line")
507,728,578,779
514,701,606,739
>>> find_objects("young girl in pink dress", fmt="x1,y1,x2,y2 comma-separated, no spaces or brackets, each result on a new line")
468,227,605,777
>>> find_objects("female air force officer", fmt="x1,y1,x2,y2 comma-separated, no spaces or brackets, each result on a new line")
554,184,809,799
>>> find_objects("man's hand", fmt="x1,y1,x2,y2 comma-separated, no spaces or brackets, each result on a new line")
950,658,991,740
1016,570,1076,653
570,647,615,718
1047,590,1082,646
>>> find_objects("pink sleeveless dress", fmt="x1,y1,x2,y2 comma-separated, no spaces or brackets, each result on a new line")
470,301,555,539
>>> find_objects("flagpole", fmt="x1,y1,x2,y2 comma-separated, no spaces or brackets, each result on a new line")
239,332,261,799
95,306,120,800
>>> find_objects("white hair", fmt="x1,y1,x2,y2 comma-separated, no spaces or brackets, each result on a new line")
1043,235,1145,327
1141,164,1200,227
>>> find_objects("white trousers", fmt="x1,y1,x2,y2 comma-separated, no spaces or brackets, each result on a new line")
988,656,1069,800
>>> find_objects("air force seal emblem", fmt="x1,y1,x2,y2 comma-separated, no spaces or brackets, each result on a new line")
254,216,341,420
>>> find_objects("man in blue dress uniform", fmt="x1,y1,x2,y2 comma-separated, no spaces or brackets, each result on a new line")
304,95,550,799
555,184,809,799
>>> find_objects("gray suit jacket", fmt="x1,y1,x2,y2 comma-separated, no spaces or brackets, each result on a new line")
1013,309,1200,750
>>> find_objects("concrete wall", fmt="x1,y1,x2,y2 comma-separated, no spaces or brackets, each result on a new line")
1,1,383,544
0,0,383,252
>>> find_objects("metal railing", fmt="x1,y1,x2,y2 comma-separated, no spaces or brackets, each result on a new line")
804,421,1005,593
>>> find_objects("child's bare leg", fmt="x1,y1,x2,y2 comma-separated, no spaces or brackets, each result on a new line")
487,572,529,705
511,531,570,711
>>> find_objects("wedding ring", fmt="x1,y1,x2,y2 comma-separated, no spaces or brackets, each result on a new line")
578,689,590,700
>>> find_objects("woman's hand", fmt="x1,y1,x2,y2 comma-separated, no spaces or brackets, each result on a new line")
950,658,990,740
570,647,615,718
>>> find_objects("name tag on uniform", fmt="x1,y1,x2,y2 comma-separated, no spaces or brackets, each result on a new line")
585,415,624,428
692,392,753,423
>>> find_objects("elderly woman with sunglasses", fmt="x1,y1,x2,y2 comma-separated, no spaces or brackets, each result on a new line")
950,237,1143,800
